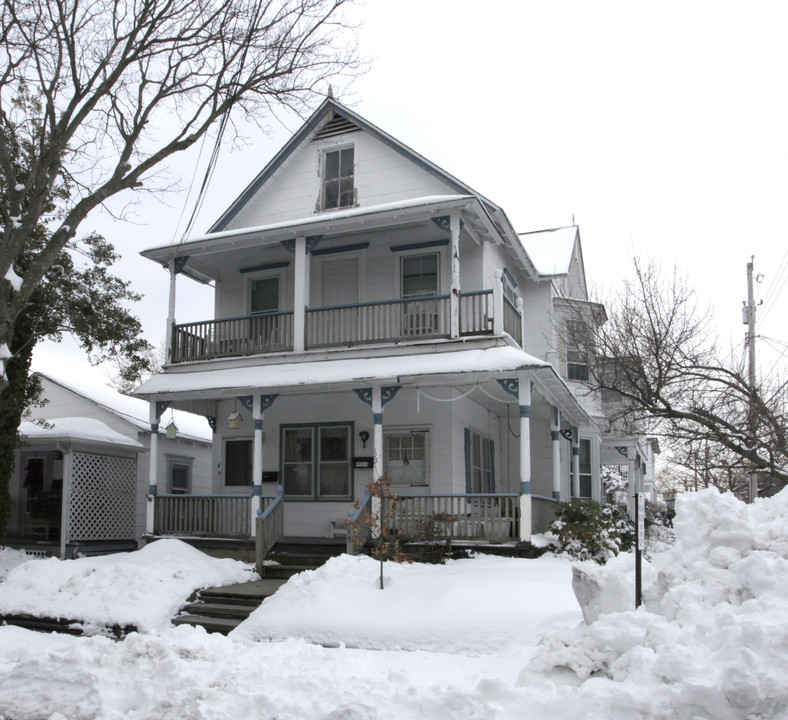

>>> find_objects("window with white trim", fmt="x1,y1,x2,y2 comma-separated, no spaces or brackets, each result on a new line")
401,253,439,298
250,276,280,314
579,439,592,498
168,457,192,494
322,147,355,210
282,424,352,499
566,319,590,382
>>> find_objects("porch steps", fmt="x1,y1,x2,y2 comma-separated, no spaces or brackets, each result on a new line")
173,540,344,634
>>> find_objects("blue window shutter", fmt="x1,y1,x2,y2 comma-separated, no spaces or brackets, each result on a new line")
490,439,496,493
464,428,472,493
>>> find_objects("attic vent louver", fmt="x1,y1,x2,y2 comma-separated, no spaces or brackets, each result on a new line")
313,114,360,141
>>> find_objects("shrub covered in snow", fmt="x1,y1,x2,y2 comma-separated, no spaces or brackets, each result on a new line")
551,499,633,563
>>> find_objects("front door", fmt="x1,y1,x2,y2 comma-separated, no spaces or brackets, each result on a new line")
384,430,429,493
321,257,360,344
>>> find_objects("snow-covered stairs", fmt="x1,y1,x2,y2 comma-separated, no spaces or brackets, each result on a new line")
173,539,345,634
173,578,287,635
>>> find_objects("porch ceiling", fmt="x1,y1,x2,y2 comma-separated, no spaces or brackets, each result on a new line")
133,344,593,427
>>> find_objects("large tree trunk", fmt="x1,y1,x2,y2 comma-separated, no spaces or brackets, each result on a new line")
0,317,36,541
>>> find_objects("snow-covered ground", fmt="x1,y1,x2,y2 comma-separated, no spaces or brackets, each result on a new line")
1,487,787,719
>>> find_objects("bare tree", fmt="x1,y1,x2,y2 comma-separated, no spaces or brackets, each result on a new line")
0,0,360,389
575,258,788,498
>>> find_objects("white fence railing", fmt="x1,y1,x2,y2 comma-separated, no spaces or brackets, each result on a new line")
153,495,252,538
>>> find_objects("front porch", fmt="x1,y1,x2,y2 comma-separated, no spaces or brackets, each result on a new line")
148,488,561,548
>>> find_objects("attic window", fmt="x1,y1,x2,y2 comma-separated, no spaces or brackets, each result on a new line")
322,147,355,210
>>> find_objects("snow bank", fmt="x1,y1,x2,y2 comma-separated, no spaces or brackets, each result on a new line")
0,547,35,581
233,553,581,654
527,487,788,718
0,539,254,632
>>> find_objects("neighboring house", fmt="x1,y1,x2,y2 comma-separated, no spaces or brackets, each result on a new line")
7,373,212,557
133,97,655,547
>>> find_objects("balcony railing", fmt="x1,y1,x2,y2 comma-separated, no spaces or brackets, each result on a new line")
306,294,452,348
171,312,294,362
170,290,503,363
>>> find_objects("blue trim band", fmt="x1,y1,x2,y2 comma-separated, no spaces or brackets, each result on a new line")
520,481,531,495
373,413,383,425
390,239,450,253
148,485,158,495
551,430,560,442
151,423,159,433
572,447,580,456
252,485,262,496
240,261,290,274
312,242,369,256
552,490,561,500
254,419,264,431
519,405,530,419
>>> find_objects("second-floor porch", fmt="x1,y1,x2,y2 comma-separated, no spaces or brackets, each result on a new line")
170,287,523,363
142,195,534,365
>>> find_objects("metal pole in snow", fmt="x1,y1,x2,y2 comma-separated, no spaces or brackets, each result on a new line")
635,491,644,607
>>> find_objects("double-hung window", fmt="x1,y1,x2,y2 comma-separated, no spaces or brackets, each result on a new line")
322,147,355,210
566,319,590,382
250,276,279,315
401,253,439,298
168,457,192,494
578,439,592,498
282,424,352,499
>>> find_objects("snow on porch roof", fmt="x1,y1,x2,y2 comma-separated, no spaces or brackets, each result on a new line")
19,417,145,449
134,346,551,398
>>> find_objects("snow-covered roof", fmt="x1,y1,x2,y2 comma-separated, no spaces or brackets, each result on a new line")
134,346,550,398
518,226,578,276
19,417,144,449
37,373,212,444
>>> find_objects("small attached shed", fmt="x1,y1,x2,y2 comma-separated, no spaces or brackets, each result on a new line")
13,417,143,558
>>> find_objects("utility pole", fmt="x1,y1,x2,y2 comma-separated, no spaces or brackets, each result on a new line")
744,257,758,503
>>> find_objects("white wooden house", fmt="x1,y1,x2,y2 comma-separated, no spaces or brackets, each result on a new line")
7,373,212,557
133,98,654,548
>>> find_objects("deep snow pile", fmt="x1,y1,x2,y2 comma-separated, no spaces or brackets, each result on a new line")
233,553,580,653
527,487,788,719
0,538,254,632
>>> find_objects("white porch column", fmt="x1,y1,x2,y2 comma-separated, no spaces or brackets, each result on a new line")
146,401,163,535
551,407,561,500
371,386,383,537
571,427,580,498
250,394,264,537
293,235,307,352
165,259,177,363
518,373,532,542
450,211,461,338
493,270,505,335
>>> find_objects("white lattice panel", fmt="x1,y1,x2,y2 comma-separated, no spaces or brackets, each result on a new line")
69,452,136,541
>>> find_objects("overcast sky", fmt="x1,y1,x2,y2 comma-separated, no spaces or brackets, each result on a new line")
32,0,788,387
